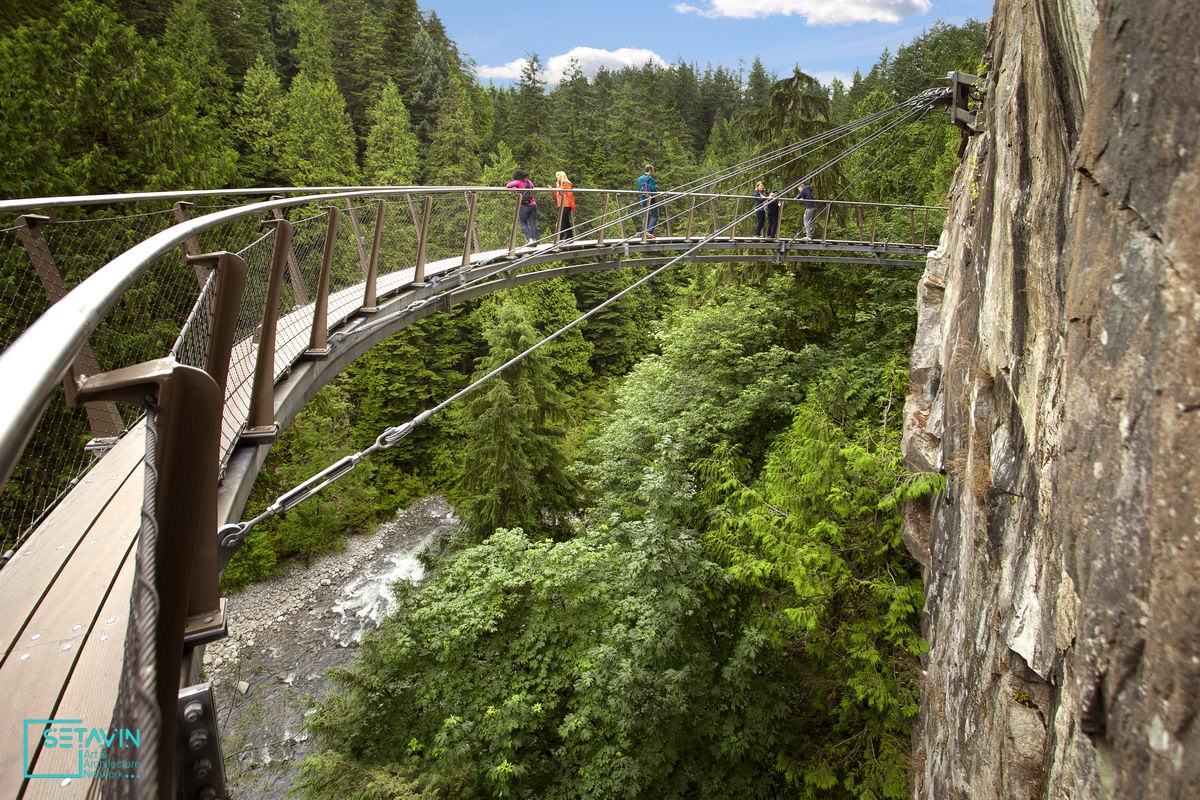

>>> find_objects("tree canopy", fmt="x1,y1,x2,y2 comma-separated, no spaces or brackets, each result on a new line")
0,3,980,795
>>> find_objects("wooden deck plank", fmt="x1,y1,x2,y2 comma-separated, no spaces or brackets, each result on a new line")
22,553,138,798
0,454,143,796
0,427,145,660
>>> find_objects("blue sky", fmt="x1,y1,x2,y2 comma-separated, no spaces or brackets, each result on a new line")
431,0,993,88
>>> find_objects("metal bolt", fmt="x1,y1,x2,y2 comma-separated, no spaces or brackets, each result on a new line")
188,728,209,751
183,701,205,723
194,758,213,780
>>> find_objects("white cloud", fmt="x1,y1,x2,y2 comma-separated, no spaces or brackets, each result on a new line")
476,58,532,81
546,47,667,82
673,0,932,25
476,46,667,84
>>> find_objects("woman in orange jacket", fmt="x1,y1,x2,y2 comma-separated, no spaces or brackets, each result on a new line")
553,170,577,240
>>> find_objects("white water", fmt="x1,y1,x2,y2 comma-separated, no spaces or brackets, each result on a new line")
328,530,438,644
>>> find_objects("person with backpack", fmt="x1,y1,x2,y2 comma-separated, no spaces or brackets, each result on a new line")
637,164,658,238
507,169,539,245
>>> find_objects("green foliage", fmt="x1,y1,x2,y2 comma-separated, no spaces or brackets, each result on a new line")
697,404,943,797
342,307,477,498
0,0,238,197
479,278,594,398
299,751,422,800
451,301,580,540
280,71,361,185
232,54,287,186
281,0,335,78
221,380,381,592
581,278,824,521
161,0,233,128
301,522,794,800
425,74,483,185
479,141,520,188
363,80,420,185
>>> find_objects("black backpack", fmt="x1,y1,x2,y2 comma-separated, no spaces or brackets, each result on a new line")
520,180,533,205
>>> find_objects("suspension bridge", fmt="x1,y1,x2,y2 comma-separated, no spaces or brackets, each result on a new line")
0,80,973,799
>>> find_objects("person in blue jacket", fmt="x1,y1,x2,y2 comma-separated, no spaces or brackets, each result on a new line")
637,164,658,237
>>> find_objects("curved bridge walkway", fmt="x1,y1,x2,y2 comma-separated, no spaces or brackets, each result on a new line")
0,184,943,799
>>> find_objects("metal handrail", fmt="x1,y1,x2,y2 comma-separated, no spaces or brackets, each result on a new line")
0,185,947,492
0,187,459,488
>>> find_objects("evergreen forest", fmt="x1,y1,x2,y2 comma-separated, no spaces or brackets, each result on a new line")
1,1,986,796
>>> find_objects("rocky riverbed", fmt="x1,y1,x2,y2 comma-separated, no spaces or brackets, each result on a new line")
202,495,458,799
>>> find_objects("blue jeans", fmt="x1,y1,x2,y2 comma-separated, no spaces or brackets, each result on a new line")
641,199,658,233
519,204,539,240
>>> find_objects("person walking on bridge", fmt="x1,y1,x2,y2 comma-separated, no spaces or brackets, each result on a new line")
554,170,576,241
753,181,767,237
507,169,539,246
765,187,781,239
798,180,817,241
637,163,658,238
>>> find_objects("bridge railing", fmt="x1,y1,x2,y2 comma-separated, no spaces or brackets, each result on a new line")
0,184,944,798
0,188,500,552
0,187,945,556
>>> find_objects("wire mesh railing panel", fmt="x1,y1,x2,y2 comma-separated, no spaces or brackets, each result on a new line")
472,192,522,251
37,209,179,294
273,211,326,369
171,270,217,371
426,193,471,263
2,209,194,553
376,197,419,279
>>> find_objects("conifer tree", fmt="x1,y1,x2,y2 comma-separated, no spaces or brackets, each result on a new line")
698,402,941,798
454,301,578,540
744,57,775,110
510,54,548,165
425,75,482,185
280,71,360,186
363,80,420,185
232,54,286,186
405,22,455,146
0,0,238,197
162,0,233,127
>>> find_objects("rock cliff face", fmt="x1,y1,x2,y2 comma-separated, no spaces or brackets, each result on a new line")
902,1,1199,797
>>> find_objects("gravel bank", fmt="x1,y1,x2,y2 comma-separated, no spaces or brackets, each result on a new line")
203,495,458,798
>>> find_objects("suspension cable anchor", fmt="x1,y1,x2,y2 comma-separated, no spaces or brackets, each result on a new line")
375,410,434,449
218,522,249,549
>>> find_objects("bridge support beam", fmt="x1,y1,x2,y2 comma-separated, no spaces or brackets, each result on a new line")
266,201,310,306
14,213,125,444
243,219,292,443
414,195,432,285
461,191,478,267
305,207,339,358
171,202,209,286
74,357,226,800
362,199,386,313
